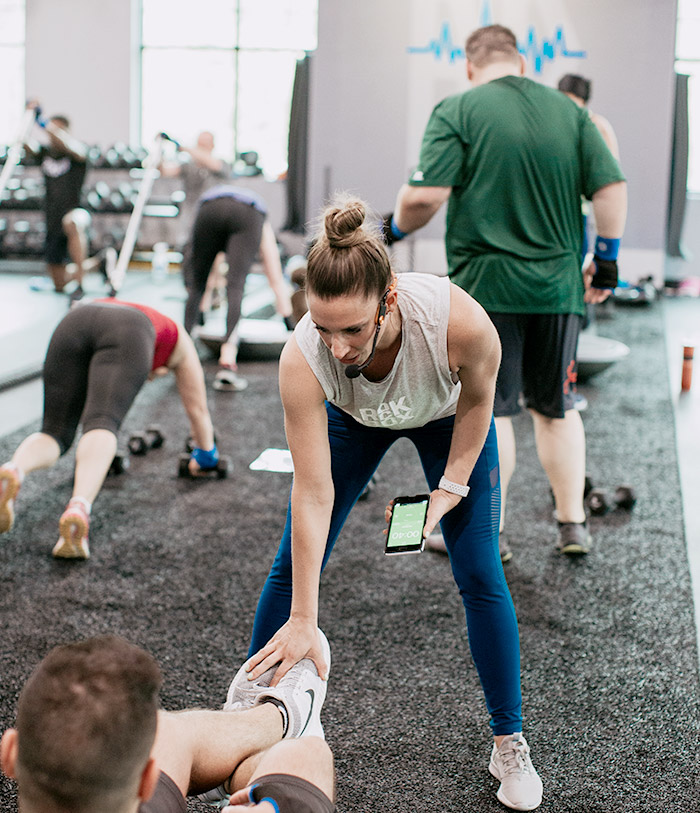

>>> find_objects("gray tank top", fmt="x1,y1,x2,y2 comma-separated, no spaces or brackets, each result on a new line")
294,272,460,429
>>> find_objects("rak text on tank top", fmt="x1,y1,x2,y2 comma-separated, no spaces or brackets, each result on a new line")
294,272,460,429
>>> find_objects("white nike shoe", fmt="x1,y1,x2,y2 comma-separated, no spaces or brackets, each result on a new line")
256,628,331,739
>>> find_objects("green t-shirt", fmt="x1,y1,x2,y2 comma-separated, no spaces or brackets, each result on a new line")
409,76,625,316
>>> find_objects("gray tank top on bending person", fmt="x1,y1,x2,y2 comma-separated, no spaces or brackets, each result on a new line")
294,272,460,429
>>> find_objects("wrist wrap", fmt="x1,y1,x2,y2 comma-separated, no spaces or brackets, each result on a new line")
594,236,620,261
192,445,219,469
380,213,406,246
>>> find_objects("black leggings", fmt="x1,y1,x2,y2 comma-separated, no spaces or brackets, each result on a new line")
42,303,155,454
182,196,265,342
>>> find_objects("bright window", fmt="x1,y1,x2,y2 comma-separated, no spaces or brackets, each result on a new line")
140,0,317,178
676,0,700,193
0,0,25,145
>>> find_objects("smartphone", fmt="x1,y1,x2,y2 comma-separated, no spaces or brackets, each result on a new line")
384,494,430,555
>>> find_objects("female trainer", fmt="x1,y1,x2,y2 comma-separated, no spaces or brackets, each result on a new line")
240,199,543,811
0,299,219,560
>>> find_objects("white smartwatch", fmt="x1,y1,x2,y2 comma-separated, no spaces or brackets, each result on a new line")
438,476,470,499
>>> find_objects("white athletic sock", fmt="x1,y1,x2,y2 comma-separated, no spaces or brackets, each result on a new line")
68,496,92,515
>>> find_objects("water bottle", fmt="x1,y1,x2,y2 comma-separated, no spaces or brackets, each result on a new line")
151,242,169,284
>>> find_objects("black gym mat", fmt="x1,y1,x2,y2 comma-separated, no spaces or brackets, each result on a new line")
0,301,698,812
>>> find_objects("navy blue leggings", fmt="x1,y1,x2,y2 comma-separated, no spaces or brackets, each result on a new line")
249,404,523,735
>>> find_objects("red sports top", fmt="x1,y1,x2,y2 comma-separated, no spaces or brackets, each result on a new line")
94,299,179,371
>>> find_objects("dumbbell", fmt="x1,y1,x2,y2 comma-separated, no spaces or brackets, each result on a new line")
586,485,637,517
184,433,218,454
108,451,130,476
127,426,165,456
177,452,231,479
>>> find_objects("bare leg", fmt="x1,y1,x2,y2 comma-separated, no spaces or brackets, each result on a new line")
0,433,61,533
531,408,586,524
71,429,117,505
259,221,292,320
47,263,70,292
219,328,239,368
11,432,61,473
494,416,516,532
151,704,283,797
231,737,335,802
62,211,90,288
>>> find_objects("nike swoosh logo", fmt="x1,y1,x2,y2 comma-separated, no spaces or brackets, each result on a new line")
298,689,315,735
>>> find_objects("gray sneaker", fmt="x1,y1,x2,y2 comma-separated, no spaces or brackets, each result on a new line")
557,522,591,555
256,628,331,739
499,535,513,564
489,733,543,810
224,661,278,711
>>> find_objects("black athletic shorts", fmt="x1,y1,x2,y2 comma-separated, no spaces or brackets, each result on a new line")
44,228,69,264
140,772,186,813
488,312,583,419
249,773,336,813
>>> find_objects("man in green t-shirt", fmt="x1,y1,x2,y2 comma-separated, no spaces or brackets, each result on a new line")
385,24,626,561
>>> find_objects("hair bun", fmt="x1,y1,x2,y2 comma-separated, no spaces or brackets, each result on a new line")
324,200,366,248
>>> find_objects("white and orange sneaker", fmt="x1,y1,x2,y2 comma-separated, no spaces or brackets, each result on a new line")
53,498,91,559
0,464,22,534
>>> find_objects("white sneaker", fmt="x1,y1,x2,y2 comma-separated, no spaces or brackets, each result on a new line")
224,661,278,710
213,366,248,392
489,733,543,810
256,628,330,739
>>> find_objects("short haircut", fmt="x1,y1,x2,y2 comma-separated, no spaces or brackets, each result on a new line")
49,115,70,130
465,24,520,68
15,635,161,812
306,197,392,300
557,74,592,104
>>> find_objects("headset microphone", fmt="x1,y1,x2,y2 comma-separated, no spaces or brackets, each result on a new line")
344,292,389,379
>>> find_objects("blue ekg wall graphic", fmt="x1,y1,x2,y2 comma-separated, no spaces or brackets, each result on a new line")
408,4,587,75
407,21,465,64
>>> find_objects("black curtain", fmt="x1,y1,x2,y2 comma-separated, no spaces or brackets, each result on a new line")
284,54,311,233
667,72,690,257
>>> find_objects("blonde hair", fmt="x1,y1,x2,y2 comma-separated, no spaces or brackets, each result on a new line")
306,197,392,300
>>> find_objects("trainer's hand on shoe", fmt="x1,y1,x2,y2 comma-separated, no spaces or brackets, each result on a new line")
246,619,329,685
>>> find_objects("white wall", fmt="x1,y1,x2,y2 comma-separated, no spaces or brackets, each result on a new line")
307,0,412,221
25,0,136,146
308,0,679,282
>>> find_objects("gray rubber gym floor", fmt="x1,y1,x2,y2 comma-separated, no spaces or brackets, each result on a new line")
0,288,699,811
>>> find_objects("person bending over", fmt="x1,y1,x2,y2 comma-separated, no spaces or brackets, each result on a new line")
0,633,335,813
182,185,293,392
0,299,219,559
242,198,543,811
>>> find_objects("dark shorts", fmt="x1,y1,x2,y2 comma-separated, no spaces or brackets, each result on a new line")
44,228,69,264
250,773,336,813
488,312,583,419
139,772,186,813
